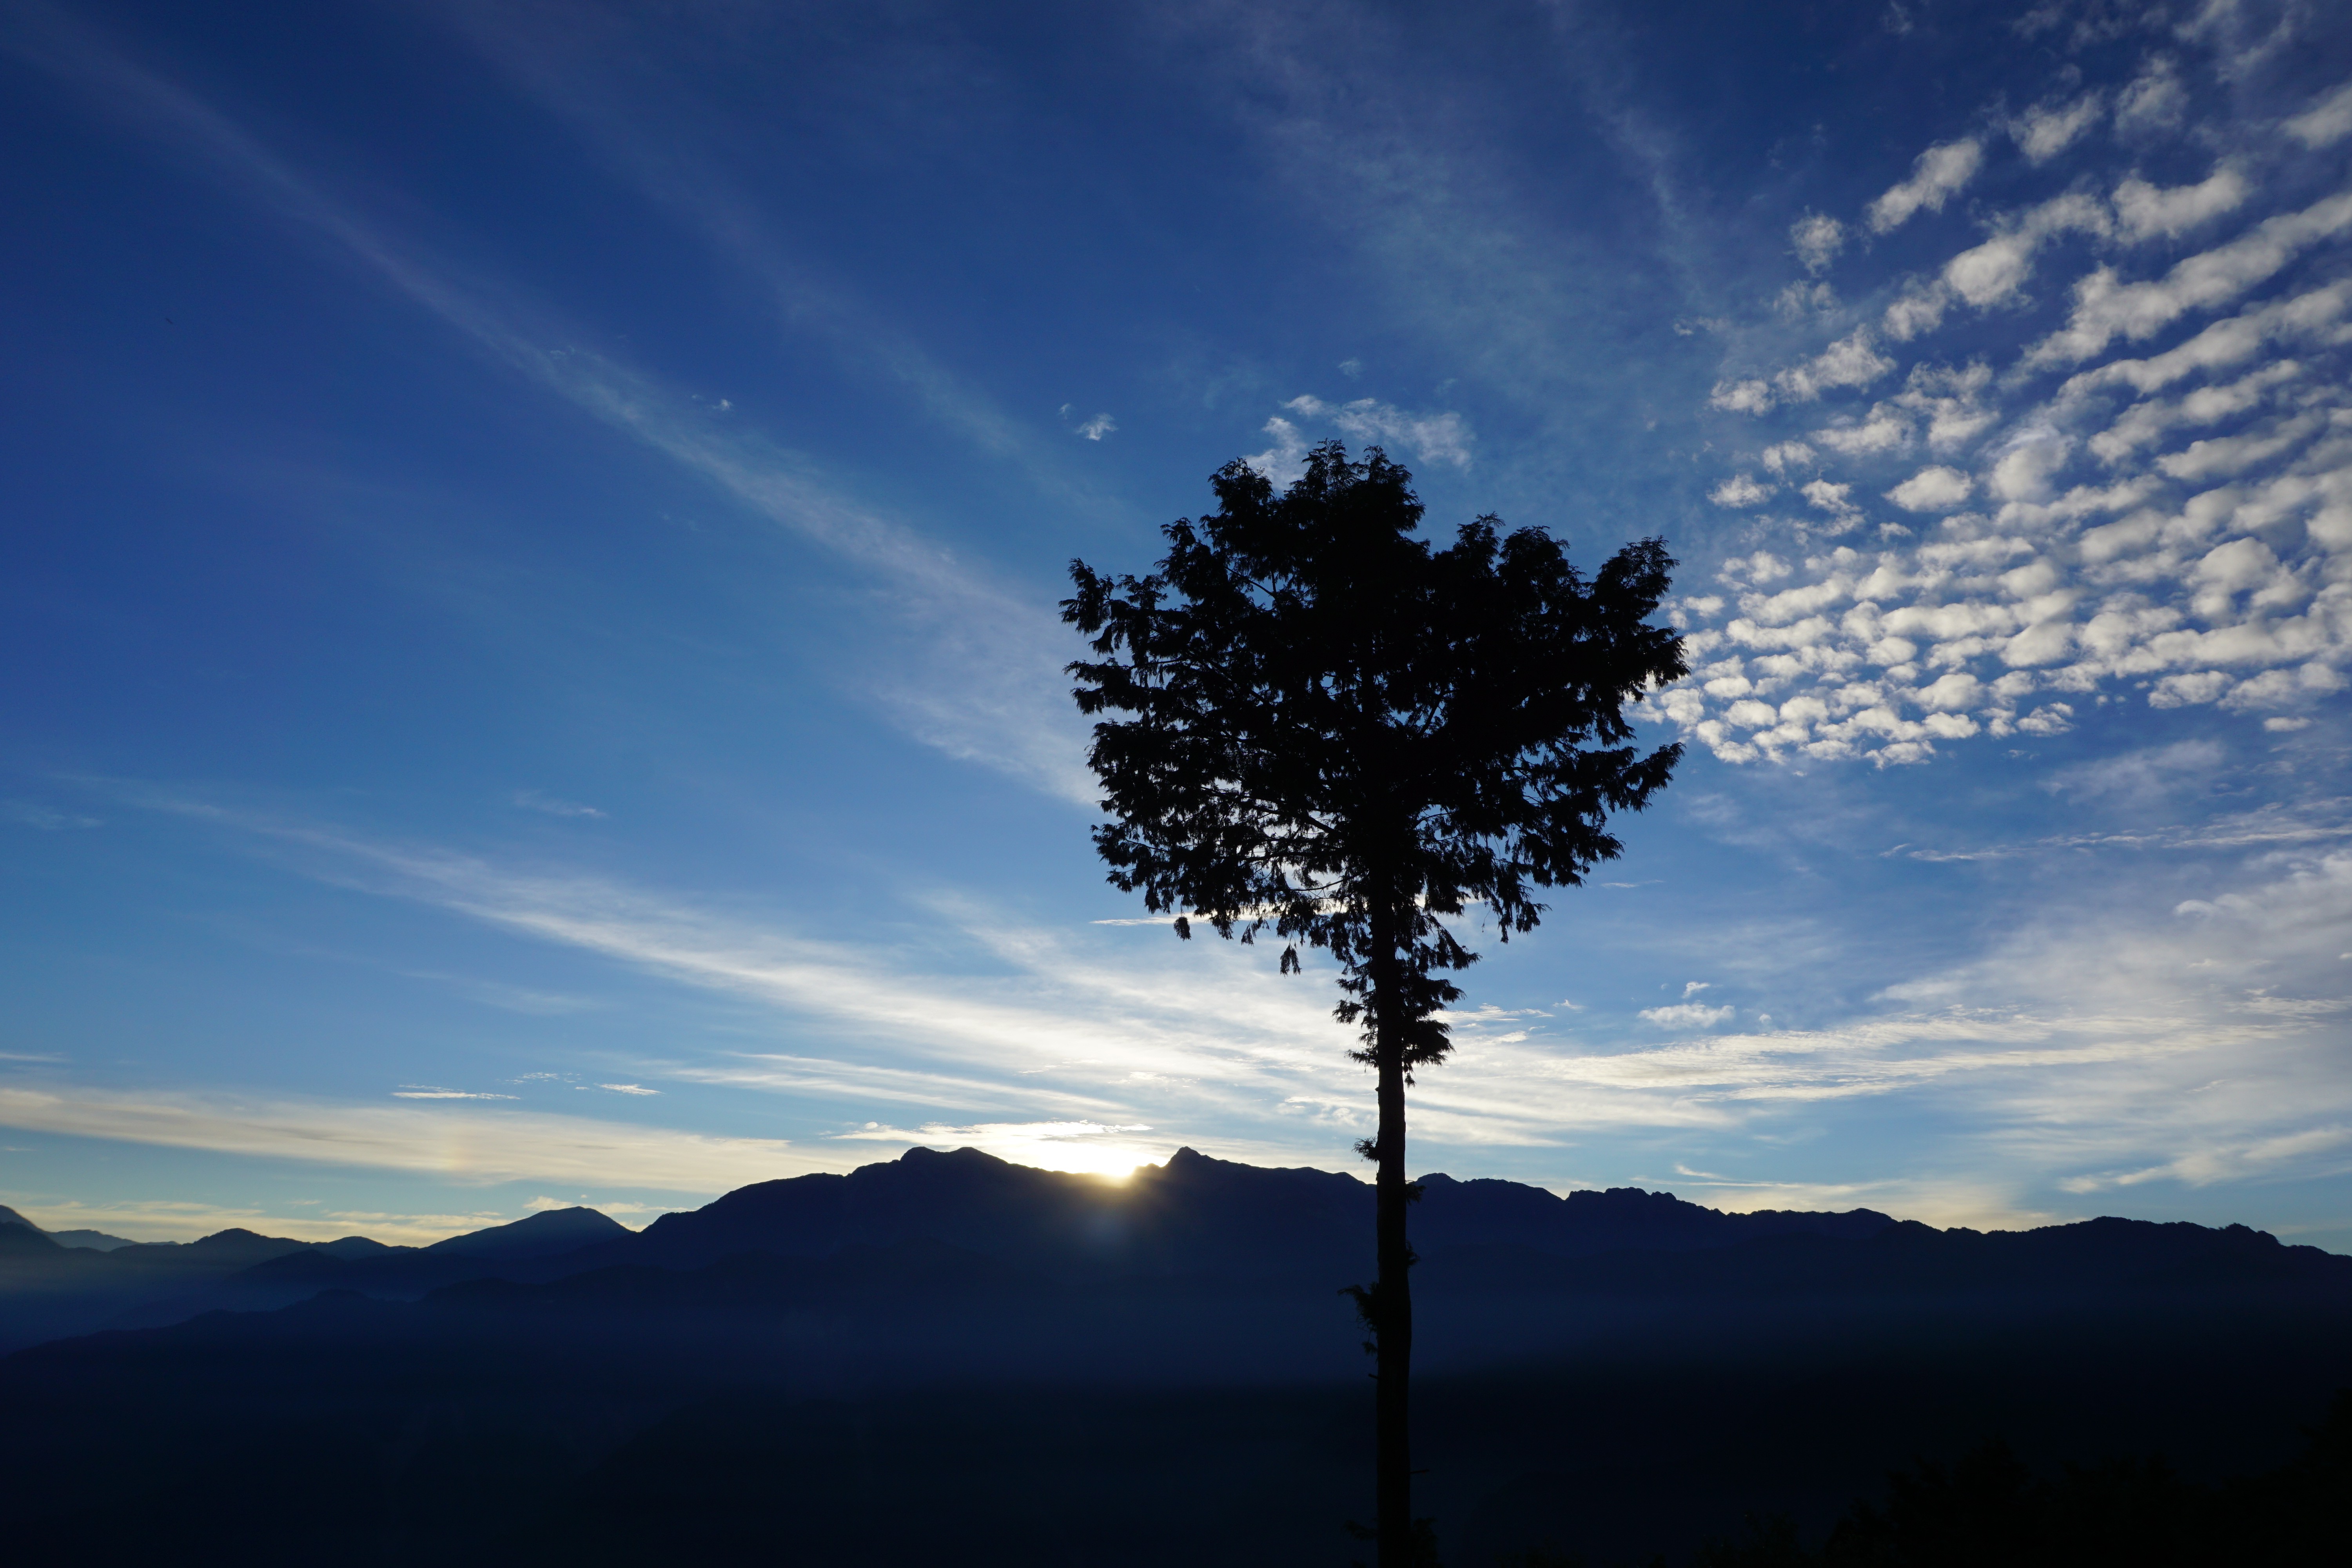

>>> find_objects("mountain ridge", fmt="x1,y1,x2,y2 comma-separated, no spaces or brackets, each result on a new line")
5,1145,2341,1361
5,1147,2348,1568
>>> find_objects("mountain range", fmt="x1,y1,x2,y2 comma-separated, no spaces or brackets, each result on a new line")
4,1149,2348,1566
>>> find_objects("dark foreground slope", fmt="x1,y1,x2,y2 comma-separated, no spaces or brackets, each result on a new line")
2,1149,2347,1567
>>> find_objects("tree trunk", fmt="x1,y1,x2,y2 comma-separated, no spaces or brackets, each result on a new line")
1372,927,1414,1566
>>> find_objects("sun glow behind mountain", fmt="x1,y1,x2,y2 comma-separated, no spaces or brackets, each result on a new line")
834,1121,1168,1181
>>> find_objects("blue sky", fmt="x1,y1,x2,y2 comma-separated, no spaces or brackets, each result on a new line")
4,0,2351,1249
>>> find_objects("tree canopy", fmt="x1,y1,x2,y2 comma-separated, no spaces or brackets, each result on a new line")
1064,442,1688,1062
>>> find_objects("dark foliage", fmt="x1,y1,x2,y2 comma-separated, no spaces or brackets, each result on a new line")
1063,442,1686,1053
1065,443,1686,1562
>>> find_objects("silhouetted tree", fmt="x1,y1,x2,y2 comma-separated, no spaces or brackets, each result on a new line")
1063,443,1686,1566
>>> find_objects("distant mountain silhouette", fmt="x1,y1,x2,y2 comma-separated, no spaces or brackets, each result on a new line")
44,1229,136,1251
425,1205,630,1260
586,1146,1898,1281
4,1147,2349,1566
9,1146,2347,1359
0,1207,132,1252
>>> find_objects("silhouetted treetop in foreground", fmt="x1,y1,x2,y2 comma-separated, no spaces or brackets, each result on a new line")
1063,442,1687,1060
1065,442,1687,1566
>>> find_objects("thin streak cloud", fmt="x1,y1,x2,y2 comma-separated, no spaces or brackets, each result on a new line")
2,7,1092,802
0,1083,832,1191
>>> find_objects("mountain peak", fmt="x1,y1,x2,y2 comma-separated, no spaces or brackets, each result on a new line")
426,1206,631,1261
192,1228,274,1247
899,1145,1013,1170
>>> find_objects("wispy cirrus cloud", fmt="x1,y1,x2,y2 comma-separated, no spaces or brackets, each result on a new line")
23,771,2352,1213
0,1081,831,1192
2,5,1093,802
1,799,102,830
514,789,606,819
423,0,1127,518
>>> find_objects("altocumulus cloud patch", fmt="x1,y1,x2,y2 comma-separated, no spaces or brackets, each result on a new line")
1668,46,2352,768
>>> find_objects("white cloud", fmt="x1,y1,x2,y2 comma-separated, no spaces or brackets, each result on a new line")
1710,474,1772,508
1760,441,1816,475
1666,299,2349,768
2017,702,2074,735
1550,851,2352,1209
2057,281,2348,399
2154,411,2323,483
1282,394,1474,468
2028,191,2352,366
1244,414,1311,482
2009,93,2104,163
1916,671,1984,710
2113,56,2188,137
1989,430,2071,501
2113,165,2250,241
1940,193,2111,311
1773,328,1895,403
1791,212,1845,272
102,798,1499,1157
1943,236,2039,311
832,1120,1161,1178
1886,465,1975,511
1883,280,1951,342
0,1083,830,1192
1866,139,1984,233
1802,479,1858,517
1776,280,1838,319
1896,360,1998,452
1813,407,1911,455
1560,1011,2190,1103
2283,79,2352,147
1710,378,1775,414
1639,1002,1737,1028
1074,412,1116,440
2149,669,2232,706
2087,360,2301,461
